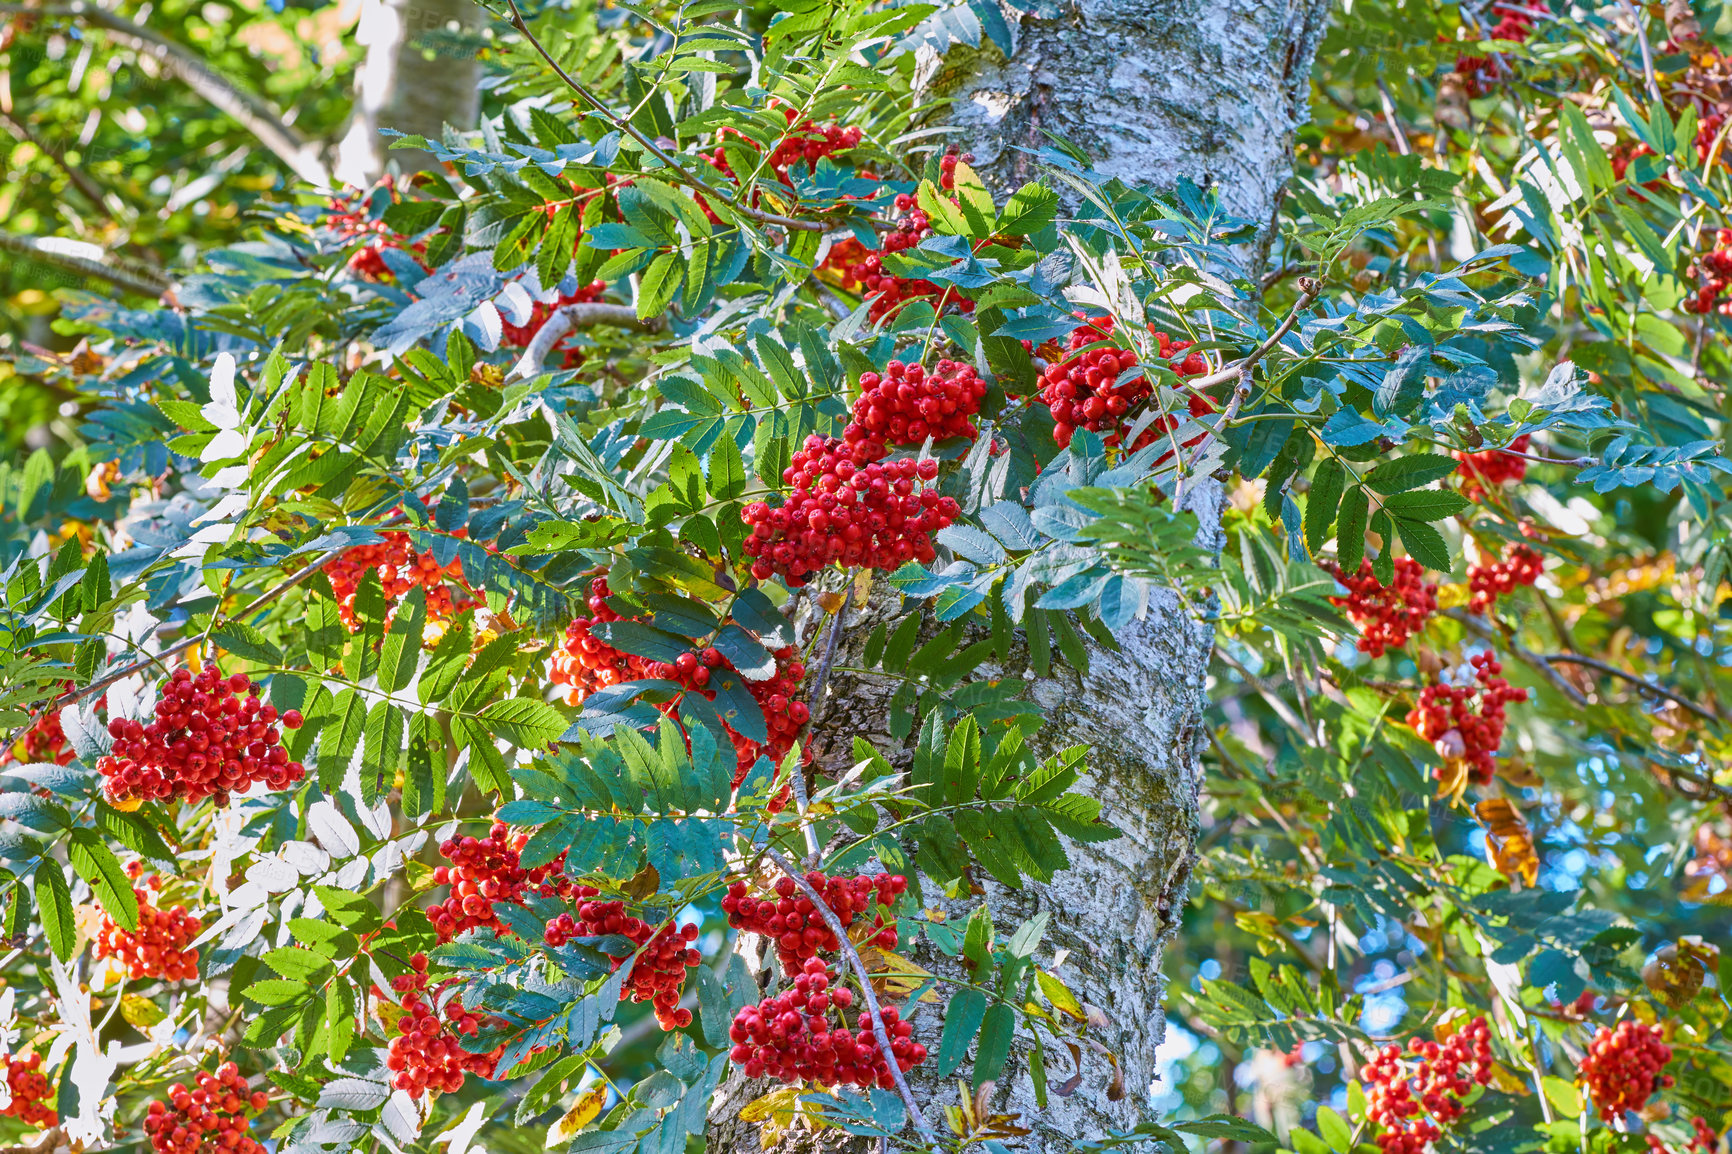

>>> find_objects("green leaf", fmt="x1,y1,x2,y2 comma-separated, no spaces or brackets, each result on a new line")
1363,453,1458,494
1382,488,1471,521
34,860,75,961
70,828,138,931
264,947,333,981
972,1003,1016,1089
1317,1106,1352,1152
213,620,283,665
934,988,987,1077
1336,485,1368,572
1393,516,1451,571
996,183,1059,237
638,253,681,320
481,698,567,750
1305,458,1346,555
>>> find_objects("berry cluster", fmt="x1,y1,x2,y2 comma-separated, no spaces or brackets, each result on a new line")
1360,1016,1494,1154
1582,1020,1674,1122
1328,557,1439,658
741,435,957,587
1455,4,1536,97
549,577,811,786
324,188,425,281
427,822,578,942
384,954,502,1099
849,358,985,449
1035,316,1208,449
706,108,865,187
1467,543,1544,614
94,864,201,981
1,1052,56,1128
0,705,72,766
1454,434,1531,501
98,668,305,806
728,956,926,1089
142,1062,269,1154
323,530,476,636
1684,229,1732,316
1406,653,1527,786
722,871,905,971
823,202,978,323
544,889,701,1030
499,280,608,369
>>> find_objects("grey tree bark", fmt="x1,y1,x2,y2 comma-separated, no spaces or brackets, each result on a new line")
333,0,484,185
707,2,1327,1149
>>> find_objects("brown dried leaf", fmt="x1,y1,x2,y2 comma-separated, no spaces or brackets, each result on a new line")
620,863,660,901
1474,797,1539,887
1643,937,1720,1008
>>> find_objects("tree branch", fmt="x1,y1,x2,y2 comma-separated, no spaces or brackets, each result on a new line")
1442,608,1590,708
7,2,330,186
504,303,664,383
1189,278,1321,391
763,847,936,1144
0,229,171,297
1540,652,1721,724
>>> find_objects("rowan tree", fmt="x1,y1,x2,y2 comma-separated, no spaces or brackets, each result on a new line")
0,1,1729,1153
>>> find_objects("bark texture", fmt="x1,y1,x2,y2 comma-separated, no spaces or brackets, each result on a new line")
334,0,483,185
918,0,1330,237
707,1,1327,1148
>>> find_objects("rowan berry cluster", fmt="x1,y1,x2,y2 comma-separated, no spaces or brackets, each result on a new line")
1035,315,1208,449
849,359,986,448
722,871,905,971
499,280,608,369
706,108,865,186
729,956,927,1089
1455,4,1536,97
384,954,502,1099
1327,557,1439,657
323,189,425,281
822,196,979,322
98,668,305,806
549,577,812,786
741,435,957,587
141,1062,269,1154
0,705,72,766
544,888,701,1030
1684,229,1732,315
1467,543,1544,614
1,1052,56,1128
1454,434,1531,501
1582,1020,1674,1122
427,822,578,942
1360,1016,1494,1154
94,864,201,981
1406,653,1527,786
323,530,476,635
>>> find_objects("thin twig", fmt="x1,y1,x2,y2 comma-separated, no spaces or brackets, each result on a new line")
1187,279,1321,391
1620,0,1666,104
1540,653,1721,723
502,0,847,235
763,847,936,1144
6,2,330,186
0,1126,66,1154
792,588,854,862
0,230,171,298
1443,608,1590,708
504,303,664,382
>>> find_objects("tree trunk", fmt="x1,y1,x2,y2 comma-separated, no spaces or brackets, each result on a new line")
706,2,1326,1149
333,0,483,186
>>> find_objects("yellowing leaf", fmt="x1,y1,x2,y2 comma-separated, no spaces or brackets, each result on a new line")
857,947,941,1002
1475,797,1539,887
546,1086,607,1146
1037,970,1086,1022
738,1086,804,1124
120,992,166,1028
